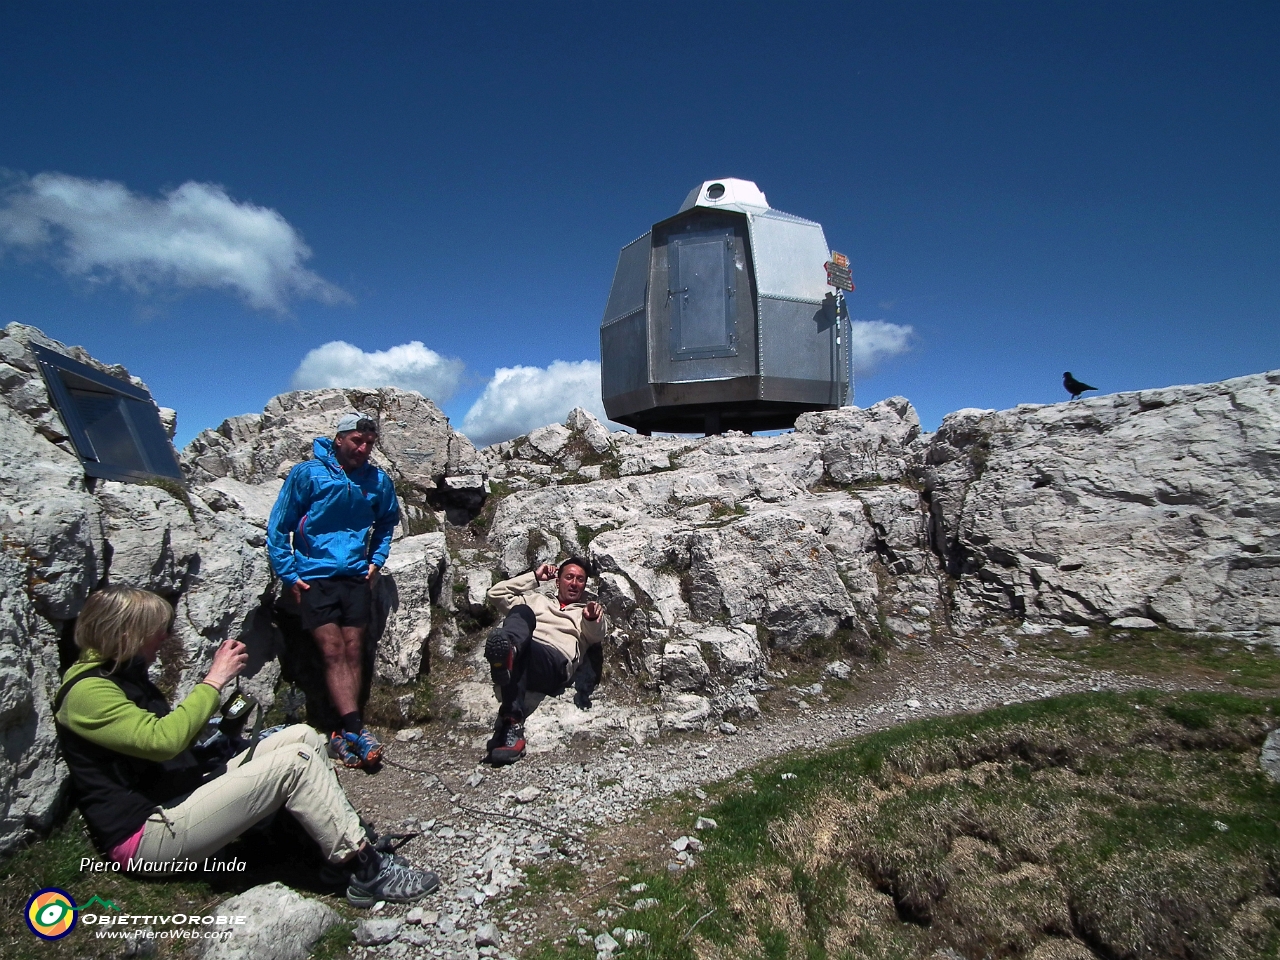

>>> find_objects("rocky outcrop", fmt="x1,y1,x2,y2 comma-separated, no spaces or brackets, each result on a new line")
0,323,289,855
924,375,1280,635
181,385,486,532
454,373,1279,730
461,402,942,729
3,317,1276,854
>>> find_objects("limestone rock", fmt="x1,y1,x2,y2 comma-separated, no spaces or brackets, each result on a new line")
660,639,710,692
200,882,339,960
0,551,64,856
565,406,616,455
1111,616,1158,630
1261,729,1280,784
825,660,853,680
158,406,177,440
661,693,712,732
374,532,448,684
0,325,282,852
696,624,766,677
182,386,482,487
5,317,1279,856
525,422,573,460
924,372,1280,638
474,920,502,947
354,917,403,946
796,396,923,484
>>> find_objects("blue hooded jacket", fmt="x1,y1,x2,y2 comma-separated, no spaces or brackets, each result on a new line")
267,437,400,585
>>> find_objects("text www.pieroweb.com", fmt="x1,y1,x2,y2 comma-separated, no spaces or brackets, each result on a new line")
93,927,235,942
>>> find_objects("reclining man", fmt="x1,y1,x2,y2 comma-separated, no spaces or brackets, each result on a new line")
484,558,607,765
268,413,399,770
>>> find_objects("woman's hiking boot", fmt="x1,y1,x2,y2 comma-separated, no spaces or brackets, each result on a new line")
346,848,440,907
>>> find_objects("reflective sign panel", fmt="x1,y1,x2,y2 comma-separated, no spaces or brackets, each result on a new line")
33,345,185,484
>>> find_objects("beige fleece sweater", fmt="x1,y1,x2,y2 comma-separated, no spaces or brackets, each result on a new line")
487,571,607,673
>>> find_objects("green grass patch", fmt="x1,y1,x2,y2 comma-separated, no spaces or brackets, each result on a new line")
1,815,220,959
1028,628,1280,689
309,918,356,960
363,674,439,727
526,691,1280,960
520,860,584,901
393,480,440,535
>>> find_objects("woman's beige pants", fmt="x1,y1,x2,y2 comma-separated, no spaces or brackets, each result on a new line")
133,725,366,867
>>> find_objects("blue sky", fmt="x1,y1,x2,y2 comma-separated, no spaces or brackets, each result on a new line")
1,2,1277,447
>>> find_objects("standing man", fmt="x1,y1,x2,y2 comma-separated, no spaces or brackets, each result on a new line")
483,558,607,765
268,413,399,770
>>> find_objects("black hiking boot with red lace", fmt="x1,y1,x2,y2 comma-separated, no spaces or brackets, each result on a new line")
485,715,525,766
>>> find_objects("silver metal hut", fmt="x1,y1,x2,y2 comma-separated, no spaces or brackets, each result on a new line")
600,178,849,435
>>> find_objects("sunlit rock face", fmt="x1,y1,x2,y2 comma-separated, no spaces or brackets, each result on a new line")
181,386,482,488
0,323,288,855
463,372,1278,729
923,373,1280,636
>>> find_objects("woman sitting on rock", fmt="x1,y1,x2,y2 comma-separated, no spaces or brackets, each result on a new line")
54,584,437,907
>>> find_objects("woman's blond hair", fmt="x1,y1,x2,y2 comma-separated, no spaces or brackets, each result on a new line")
74,585,173,666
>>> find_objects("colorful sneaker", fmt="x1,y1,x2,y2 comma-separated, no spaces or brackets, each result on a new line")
329,731,361,768
344,727,384,769
346,851,440,908
486,717,526,766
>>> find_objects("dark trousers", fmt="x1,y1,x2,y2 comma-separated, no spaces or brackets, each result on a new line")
490,608,571,723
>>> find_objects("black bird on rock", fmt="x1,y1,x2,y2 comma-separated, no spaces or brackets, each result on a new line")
1063,371,1097,400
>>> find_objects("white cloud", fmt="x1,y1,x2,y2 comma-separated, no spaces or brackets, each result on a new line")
0,171,348,312
849,320,913,375
460,359,615,447
291,340,465,402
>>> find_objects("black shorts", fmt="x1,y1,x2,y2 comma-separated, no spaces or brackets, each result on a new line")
299,577,371,631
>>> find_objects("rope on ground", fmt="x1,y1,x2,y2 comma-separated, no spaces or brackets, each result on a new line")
379,753,580,845
679,907,715,942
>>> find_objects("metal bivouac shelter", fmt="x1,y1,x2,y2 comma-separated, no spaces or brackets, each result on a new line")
600,178,850,435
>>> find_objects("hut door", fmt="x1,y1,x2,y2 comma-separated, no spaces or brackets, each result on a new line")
669,227,738,360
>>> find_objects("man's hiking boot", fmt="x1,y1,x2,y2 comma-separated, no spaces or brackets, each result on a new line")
486,716,525,766
485,629,516,687
344,728,384,769
346,850,439,908
328,731,362,768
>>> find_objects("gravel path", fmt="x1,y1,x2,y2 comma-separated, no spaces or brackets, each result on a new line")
334,638,1210,959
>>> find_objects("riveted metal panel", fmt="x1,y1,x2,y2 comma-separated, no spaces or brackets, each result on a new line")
747,211,831,303
600,310,649,402
669,226,738,360
758,295,841,382
602,232,651,326
600,182,849,434
649,210,757,384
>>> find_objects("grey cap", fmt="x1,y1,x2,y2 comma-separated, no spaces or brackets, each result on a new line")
335,413,378,435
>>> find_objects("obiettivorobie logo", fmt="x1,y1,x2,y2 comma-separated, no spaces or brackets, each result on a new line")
24,889,120,940
26,886,247,944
